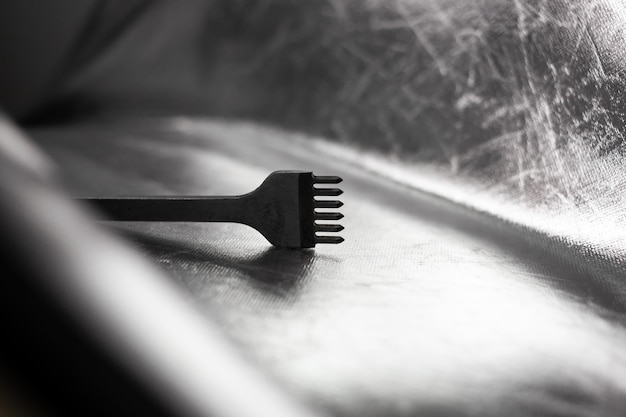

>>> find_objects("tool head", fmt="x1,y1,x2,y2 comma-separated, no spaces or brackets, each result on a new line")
249,171,344,248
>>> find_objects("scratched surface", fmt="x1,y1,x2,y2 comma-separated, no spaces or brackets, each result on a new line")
26,0,626,415
34,119,626,417
45,0,626,277
51,0,626,169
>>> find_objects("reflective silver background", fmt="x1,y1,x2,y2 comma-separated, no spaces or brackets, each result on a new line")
4,0,626,415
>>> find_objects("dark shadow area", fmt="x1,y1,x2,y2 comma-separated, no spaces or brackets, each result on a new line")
117,227,317,299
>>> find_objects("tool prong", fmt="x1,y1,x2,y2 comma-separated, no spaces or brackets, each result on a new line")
314,188,343,196
313,175,343,184
315,224,344,233
316,235,345,244
315,200,343,209
315,212,344,220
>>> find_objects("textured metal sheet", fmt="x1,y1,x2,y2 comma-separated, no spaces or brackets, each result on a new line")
19,0,626,414
34,119,626,416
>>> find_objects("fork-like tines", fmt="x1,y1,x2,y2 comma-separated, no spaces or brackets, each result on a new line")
313,175,345,246
247,171,344,248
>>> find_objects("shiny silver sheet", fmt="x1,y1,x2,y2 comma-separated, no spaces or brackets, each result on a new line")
34,118,626,416
15,0,626,415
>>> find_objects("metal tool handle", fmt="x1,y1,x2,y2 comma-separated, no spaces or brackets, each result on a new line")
80,196,249,223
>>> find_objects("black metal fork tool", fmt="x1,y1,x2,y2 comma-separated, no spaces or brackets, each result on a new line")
78,171,344,248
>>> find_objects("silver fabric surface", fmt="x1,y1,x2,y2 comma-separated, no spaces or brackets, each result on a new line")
22,0,626,415
35,119,626,416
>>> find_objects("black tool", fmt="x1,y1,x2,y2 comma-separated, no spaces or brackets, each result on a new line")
79,171,344,248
